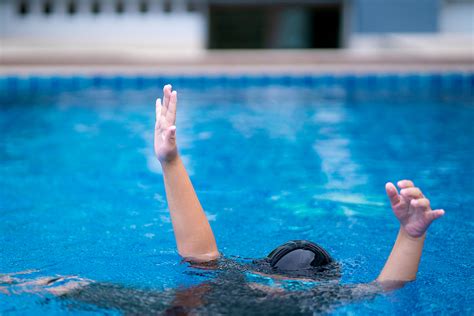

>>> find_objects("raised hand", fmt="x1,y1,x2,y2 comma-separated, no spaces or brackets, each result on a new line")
153,85,219,261
154,84,178,163
385,180,445,238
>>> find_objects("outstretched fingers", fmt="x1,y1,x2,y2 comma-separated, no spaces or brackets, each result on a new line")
154,85,178,162
166,91,177,125
161,84,172,117
411,197,430,209
397,180,414,189
427,209,445,222
411,198,444,223
155,98,162,130
385,182,400,206
400,187,424,201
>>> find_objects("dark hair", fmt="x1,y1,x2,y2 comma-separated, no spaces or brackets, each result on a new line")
250,240,341,281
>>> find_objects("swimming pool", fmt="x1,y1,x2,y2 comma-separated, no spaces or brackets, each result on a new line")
1,74,473,314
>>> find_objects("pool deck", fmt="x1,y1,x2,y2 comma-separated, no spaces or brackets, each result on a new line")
1,50,473,75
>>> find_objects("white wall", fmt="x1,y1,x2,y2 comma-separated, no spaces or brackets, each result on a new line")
0,0,206,51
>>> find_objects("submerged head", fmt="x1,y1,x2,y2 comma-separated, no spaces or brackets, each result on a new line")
268,240,332,270
253,240,340,281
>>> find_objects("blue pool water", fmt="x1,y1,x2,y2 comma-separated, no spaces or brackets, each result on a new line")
1,74,473,314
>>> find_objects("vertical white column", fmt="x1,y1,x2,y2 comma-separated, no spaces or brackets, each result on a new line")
148,0,162,14
5,0,15,17
0,1,12,38
124,0,137,15
30,0,41,17
173,0,186,13
77,0,89,15
101,0,115,15
55,0,66,16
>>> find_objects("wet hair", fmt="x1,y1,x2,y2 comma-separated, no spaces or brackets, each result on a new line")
268,240,332,269
251,240,341,281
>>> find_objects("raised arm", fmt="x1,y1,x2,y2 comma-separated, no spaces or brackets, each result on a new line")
376,180,444,289
154,85,219,262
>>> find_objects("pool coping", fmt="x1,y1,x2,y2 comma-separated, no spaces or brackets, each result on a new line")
1,50,473,76
1,64,474,77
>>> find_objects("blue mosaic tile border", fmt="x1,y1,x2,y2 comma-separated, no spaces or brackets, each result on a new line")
0,73,473,94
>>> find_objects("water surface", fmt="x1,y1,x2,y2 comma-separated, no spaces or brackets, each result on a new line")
1,75,473,314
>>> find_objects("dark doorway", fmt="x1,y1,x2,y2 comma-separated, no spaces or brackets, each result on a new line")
310,5,341,48
208,6,267,49
208,4,342,49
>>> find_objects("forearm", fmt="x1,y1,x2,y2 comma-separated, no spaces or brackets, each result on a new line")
377,227,425,284
161,156,219,262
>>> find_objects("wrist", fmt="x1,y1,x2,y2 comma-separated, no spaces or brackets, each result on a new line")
399,226,426,242
160,154,180,167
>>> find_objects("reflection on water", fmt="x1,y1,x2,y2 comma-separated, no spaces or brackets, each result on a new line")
313,138,367,190
2,260,380,315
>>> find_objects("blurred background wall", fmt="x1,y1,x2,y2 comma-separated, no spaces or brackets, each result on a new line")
0,0,473,64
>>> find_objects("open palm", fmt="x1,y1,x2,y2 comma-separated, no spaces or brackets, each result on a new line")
385,180,445,238
154,84,178,163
